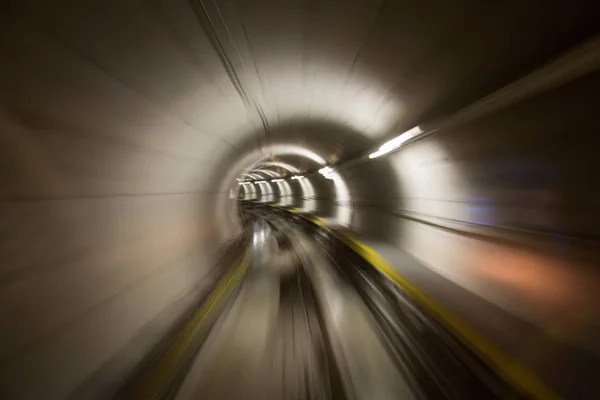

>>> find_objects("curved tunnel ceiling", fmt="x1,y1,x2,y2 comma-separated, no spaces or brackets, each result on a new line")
2,0,597,200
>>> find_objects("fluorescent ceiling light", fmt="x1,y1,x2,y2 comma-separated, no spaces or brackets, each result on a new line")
291,175,304,180
369,126,423,159
318,166,336,179
255,180,266,184
271,179,283,182
318,166,333,175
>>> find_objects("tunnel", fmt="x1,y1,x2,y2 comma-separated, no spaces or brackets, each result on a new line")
1,0,600,399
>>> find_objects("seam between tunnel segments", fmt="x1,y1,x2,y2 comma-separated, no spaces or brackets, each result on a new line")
273,205,562,400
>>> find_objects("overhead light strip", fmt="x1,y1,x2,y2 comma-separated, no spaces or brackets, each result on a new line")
318,166,336,180
369,126,424,159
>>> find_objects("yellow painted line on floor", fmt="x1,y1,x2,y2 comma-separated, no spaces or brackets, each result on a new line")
339,234,561,400
307,215,326,226
130,254,250,400
270,205,560,400
281,206,325,226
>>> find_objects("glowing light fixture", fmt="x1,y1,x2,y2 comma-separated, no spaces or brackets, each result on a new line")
255,180,266,184
291,175,304,180
271,179,283,183
369,126,424,159
319,166,335,179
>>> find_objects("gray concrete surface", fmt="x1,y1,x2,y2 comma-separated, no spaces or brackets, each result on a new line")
176,218,414,400
1,0,599,397
295,232,414,400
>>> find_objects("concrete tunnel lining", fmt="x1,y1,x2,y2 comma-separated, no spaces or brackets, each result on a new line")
1,0,600,398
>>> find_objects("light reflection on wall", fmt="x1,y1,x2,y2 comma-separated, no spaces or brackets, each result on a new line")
241,183,257,200
257,182,274,202
330,171,352,227
248,159,309,209
390,141,468,221
299,177,316,212
250,66,403,139
276,180,293,206
229,144,334,215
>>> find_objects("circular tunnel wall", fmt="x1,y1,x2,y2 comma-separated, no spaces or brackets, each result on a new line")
209,120,402,240
1,0,599,398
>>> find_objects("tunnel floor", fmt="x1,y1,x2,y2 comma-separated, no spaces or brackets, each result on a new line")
120,203,531,400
